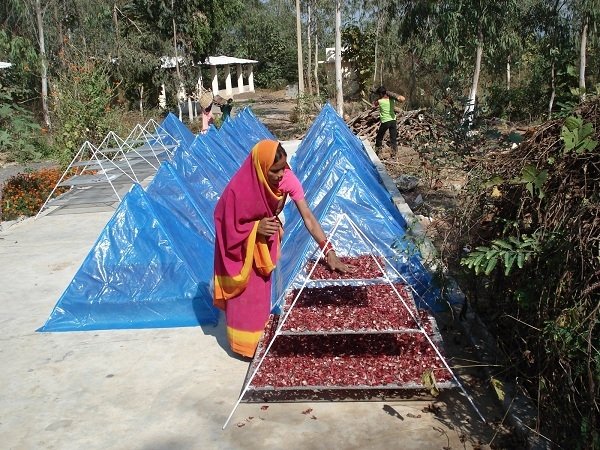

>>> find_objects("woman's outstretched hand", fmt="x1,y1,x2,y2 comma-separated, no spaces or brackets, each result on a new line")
326,251,355,274
257,216,280,237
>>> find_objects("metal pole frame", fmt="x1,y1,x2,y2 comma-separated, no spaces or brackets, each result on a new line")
222,215,345,429
344,214,486,423
223,213,486,428
35,141,89,218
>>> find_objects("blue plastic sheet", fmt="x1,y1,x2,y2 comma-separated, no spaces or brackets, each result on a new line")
160,113,196,148
39,106,443,332
38,185,218,331
146,162,215,241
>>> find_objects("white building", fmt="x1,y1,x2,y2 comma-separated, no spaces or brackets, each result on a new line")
202,55,258,97
159,55,258,119
319,47,359,96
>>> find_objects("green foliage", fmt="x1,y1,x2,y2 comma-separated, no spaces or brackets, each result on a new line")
0,30,38,98
342,24,375,94
543,311,589,360
561,116,598,154
554,65,582,116
124,0,241,62
217,3,297,88
51,62,118,161
483,82,548,122
461,233,541,276
0,81,45,162
453,96,600,446
510,165,548,199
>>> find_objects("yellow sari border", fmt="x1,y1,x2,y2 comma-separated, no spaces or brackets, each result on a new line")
214,221,260,301
227,326,264,358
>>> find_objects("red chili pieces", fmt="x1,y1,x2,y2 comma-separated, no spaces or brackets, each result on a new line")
282,284,434,333
249,251,451,393
251,332,451,388
306,254,384,279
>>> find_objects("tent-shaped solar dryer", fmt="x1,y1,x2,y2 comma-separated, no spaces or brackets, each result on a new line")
224,106,276,150
273,169,440,314
292,103,365,171
38,106,279,332
160,112,196,148
170,140,224,212
146,162,215,242
38,183,218,332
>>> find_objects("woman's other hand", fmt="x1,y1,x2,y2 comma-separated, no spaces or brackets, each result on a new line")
326,251,354,273
257,216,280,237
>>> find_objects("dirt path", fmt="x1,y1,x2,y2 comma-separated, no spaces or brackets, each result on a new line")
235,88,300,140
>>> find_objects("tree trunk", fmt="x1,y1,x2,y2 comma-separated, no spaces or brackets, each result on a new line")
172,0,181,82
35,0,51,129
113,3,127,105
579,17,587,101
506,55,511,90
335,0,343,116
548,61,555,120
409,48,416,107
314,34,320,97
464,28,483,126
373,14,384,85
113,3,120,59
306,2,313,95
139,85,144,116
295,0,304,95
54,1,65,69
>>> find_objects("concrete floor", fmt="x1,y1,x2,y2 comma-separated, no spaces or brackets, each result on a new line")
0,143,498,449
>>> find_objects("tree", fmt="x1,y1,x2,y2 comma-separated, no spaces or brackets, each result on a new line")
123,0,241,96
217,2,297,88
525,0,576,117
566,0,600,101
34,0,50,128
335,0,342,115
295,0,304,94
441,0,518,123
342,25,375,95
1,0,53,128
395,0,517,123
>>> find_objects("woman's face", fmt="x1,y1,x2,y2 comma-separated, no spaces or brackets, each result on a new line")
267,155,287,189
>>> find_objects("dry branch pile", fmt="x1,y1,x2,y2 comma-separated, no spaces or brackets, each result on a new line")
345,107,450,145
453,99,600,446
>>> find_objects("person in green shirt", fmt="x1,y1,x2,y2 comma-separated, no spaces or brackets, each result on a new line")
373,85,405,155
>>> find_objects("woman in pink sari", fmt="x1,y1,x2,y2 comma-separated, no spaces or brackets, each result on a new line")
213,139,349,357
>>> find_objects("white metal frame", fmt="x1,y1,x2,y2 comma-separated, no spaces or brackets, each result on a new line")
36,121,180,218
222,213,486,429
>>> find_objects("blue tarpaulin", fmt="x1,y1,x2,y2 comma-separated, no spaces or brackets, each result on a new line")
161,112,196,148
39,104,441,332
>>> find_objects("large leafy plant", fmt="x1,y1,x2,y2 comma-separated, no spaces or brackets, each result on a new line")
0,84,43,162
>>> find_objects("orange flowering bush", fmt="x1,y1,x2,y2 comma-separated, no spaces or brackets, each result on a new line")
1,167,68,221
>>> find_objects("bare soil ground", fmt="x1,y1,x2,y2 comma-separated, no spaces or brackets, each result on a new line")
235,88,301,140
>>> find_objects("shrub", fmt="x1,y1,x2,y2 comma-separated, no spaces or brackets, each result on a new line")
0,85,46,162
1,167,67,221
51,62,117,162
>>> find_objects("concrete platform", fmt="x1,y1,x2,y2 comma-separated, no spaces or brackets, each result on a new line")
0,161,498,450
